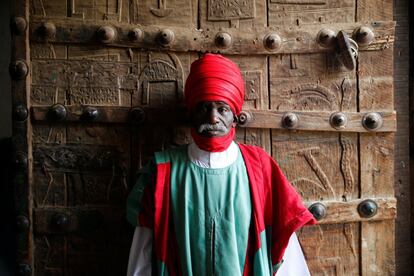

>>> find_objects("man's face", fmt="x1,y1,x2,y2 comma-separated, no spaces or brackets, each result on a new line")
191,101,237,137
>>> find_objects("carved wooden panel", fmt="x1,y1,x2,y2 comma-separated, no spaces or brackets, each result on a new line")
268,0,355,26
200,0,266,28
11,0,396,275
272,131,359,201
132,0,197,27
298,223,360,275
270,53,357,112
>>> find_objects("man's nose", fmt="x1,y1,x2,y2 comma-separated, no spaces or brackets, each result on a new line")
208,109,220,124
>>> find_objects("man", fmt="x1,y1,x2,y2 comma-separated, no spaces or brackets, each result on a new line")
126,54,316,276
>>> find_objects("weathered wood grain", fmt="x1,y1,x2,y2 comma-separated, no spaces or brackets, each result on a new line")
298,223,360,275
199,0,267,28
268,0,355,26
131,0,197,28
29,18,395,54
272,131,359,202
357,1,395,275
31,0,131,22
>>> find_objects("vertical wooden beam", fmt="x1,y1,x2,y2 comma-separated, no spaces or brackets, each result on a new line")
11,0,33,274
393,0,411,274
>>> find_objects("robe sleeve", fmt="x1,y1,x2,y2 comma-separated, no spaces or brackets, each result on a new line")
126,161,157,275
258,149,317,268
127,227,153,276
126,160,156,229
276,233,311,276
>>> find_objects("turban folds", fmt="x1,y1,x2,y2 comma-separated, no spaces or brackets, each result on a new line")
185,54,245,115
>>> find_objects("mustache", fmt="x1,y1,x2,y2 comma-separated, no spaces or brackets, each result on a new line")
197,123,226,133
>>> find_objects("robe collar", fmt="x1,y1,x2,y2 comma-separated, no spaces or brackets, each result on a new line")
187,141,238,168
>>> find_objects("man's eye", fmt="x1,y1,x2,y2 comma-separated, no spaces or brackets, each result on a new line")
218,107,228,113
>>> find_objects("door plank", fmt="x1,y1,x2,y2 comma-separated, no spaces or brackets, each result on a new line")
357,1,395,275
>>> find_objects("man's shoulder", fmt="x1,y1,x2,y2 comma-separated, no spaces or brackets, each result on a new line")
238,143,270,158
154,144,189,164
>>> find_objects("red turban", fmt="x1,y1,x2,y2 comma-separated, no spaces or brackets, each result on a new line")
185,54,245,115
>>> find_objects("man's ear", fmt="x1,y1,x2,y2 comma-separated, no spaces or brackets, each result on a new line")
232,115,238,127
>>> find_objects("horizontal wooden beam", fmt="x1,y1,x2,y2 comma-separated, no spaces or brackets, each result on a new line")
33,197,396,234
30,106,396,133
29,17,395,55
305,197,397,224
33,207,124,234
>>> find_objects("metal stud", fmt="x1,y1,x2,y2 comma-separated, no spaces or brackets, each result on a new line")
215,32,232,48
10,17,27,35
96,26,116,43
13,151,27,170
9,60,29,80
353,26,374,47
52,213,70,231
48,104,67,121
129,107,146,124
128,28,143,41
82,106,99,121
330,112,348,129
157,29,175,46
264,33,281,51
17,263,32,276
358,199,378,218
282,112,299,129
37,21,56,39
237,111,252,127
16,215,29,232
317,28,336,48
308,202,327,221
362,112,383,131
13,103,28,122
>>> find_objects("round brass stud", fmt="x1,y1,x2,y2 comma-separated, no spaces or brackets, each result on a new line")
17,263,32,276
82,106,99,121
13,151,27,170
358,199,378,218
37,21,56,39
16,215,30,232
264,33,281,51
96,25,116,43
353,26,374,47
330,112,348,129
13,103,28,122
237,111,252,127
362,112,383,131
10,17,27,35
129,107,146,124
157,29,175,47
282,112,299,129
48,104,67,121
128,28,144,41
9,60,29,80
52,213,70,231
317,28,336,48
215,32,232,48
308,202,327,221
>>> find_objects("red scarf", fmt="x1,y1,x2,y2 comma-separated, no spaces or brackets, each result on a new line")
191,128,235,152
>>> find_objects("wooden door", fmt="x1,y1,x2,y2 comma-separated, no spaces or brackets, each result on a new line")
10,0,396,275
